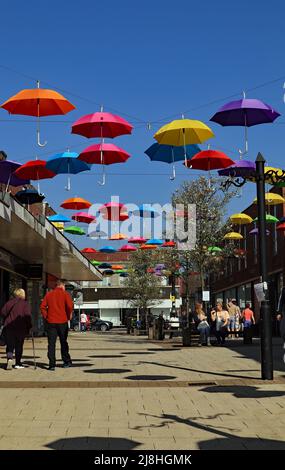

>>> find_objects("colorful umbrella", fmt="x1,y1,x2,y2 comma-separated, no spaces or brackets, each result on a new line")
15,188,44,205
145,143,201,180
14,159,56,193
253,214,279,224
120,272,129,278
132,204,159,218
230,213,253,225
223,232,243,240
72,212,96,224
48,214,71,223
99,202,128,221
109,233,128,240
185,150,234,171
276,223,285,231
146,239,164,245
210,96,280,156
46,152,90,191
51,222,64,231
99,246,117,253
253,193,285,206
87,229,107,238
78,143,130,185
208,246,222,253
140,244,157,250
103,269,114,276
119,244,137,252
60,197,92,210
218,160,256,178
1,82,75,147
64,226,85,235
128,237,147,244
249,228,270,236
0,160,30,189
71,112,133,139
81,248,97,253
154,118,214,165
111,265,124,270
98,263,112,269
162,241,176,247
90,260,101,265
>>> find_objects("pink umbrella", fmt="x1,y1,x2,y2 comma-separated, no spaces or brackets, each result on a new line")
128,237,147,244
119,244,137,252
71,112,133,139
72,212,96,224
99,202,127,221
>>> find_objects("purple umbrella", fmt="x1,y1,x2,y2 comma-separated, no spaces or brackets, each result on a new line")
249,228,270,236
0,160,30,189
210,95,280,155
218,160,256,178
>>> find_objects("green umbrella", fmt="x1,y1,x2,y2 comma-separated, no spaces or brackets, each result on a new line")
90,260,101,266
208,246,222,253
64,226,85,235
253,214,279,224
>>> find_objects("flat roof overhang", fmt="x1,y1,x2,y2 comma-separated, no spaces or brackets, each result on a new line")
0,195,102,282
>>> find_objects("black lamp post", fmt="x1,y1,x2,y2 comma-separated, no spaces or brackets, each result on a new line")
255,153,273,380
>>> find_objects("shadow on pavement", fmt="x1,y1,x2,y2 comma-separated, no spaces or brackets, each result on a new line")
200,385,285,399
88,355,126,359
46,436,140,450
83,368,132,374
125,375,176,381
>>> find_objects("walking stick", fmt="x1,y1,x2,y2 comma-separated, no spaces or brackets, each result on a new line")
31,330,37,370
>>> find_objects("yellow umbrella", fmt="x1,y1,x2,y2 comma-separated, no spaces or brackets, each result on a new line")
109,233,128,240
154,119,214,146
230,213,253,225
253,192,285,206
223,232,243,240
51,221,64,231
246,166,284,184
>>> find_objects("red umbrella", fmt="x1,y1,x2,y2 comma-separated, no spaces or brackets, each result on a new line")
277,223,285,231
119,244,137,252
72,212,96,224
61,197,92,210
81,248,97,253
128,237,147,244
162,241,176,247
184,150,234,171
99,202,127,221
71,112,133,139
14,159,56,192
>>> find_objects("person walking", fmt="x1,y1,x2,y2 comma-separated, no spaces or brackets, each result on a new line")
0,288,32,370
157,313,165,340
227,299,241,338
40,280,73,370
80,311,87,332
194,302,211,346
169,311,180,339
241,303,255,345
277,287,285,363
211,302,229,345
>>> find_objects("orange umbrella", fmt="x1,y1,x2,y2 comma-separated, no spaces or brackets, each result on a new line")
111,265,124,270
60,197,91,210
1,81,75,147
140,244,157,250
109,233,128,240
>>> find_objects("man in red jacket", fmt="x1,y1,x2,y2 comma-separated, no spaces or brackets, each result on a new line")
40,280,74,371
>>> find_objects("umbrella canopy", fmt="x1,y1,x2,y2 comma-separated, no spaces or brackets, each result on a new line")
111,265,124,270
51,222,64,231
253,214,279,224
249,228,270,236
119,244,137,252
146,239,164,245
277,223,285,231
99,246,117,253
48,214,71,223
230,213,253,225
109,233,128,240
1,84,75,147
120,272,129,278
185,150,234,171
100,203,128,221
210,97,280,155
218,160,256,177
208,246,222,253
64,226,85,235
14,160,56,180
90,260,101,265
71,112,133,138
140,244,157,250
132,205,159,218
46,152,90,191
61,197,91,210
81,248,97,253
145,143,201,179
87,229,107,238
154,119,214,146
98,263,112,269
223,232,243,240
78,143,130,165
128,237,147,244
0,160,30,187
103,269,114,276
253,193,285,206
15,188,44,205
72,212,96,224
162,241,176,247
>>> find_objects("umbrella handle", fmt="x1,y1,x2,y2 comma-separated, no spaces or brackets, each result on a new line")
98,173,106,186
170,164,176,181
65,175,71,191
37,117,47,147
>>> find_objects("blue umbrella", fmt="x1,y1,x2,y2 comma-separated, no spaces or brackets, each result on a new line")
132,204,159,218
100,246,117,253
98,263,112,269
46,151,91,191
145,143,201,180
0,160,30,189
146,239,164,245
48,214,71,223
15,189,45,205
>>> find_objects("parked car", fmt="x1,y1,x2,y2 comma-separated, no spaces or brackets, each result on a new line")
90,318,113,332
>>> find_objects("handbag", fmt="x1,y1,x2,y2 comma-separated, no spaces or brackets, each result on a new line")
0,300,20,346
197,320,209,330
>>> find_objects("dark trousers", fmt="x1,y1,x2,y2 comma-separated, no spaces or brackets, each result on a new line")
5,329,25,365
47,323,71,367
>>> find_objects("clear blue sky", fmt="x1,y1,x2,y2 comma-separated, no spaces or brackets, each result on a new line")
0,0,284,248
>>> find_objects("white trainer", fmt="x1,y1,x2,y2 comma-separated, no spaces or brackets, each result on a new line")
6,359,13,370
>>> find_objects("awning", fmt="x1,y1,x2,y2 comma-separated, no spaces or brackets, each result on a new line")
0,193,102,281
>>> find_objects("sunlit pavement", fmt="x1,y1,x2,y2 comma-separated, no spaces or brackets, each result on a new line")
0,330,285,450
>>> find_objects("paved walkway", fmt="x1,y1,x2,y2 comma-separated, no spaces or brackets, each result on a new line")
0,330,285,450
